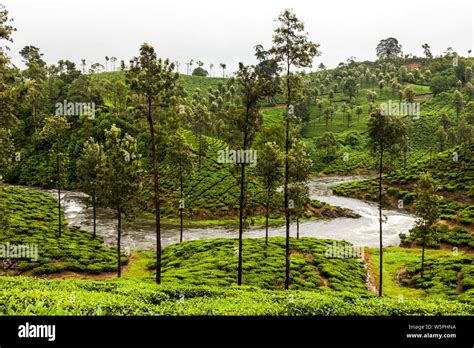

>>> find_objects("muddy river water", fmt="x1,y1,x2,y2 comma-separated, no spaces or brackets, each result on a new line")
24,176,415,250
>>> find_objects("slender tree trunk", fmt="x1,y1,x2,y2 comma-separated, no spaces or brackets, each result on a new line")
238,106,250,286
147,96,162,284
57,153,61,238
265,186,270,246
180,173,183,243
93,187,96,239
198,132,202,170
117,206,121,277
238,160,246,286
378,147,384,297
284,59,291,290
296,217,300,240
32,100,37,132
421,241,425,278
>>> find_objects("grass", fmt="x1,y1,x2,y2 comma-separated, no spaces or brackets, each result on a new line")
369,247,474,304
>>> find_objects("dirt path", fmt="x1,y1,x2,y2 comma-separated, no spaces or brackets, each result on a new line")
364,251,377,294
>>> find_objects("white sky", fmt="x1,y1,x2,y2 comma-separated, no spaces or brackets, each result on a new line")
3,0,473,73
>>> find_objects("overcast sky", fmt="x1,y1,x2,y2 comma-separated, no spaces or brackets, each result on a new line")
3,0,473,73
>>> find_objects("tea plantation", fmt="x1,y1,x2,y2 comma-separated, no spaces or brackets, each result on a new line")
0,185,123,275
0,276,472,316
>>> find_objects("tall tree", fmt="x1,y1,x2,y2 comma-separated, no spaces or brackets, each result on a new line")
166,131,195,243
220,63,226,77
342,76,357,100
256,142,283,246
269,9,319,289
81,58,86,73
77,137,104,239
40,115,70,238
453,90,464,121
288,139,312,240
0,4,19,161
368,111,408,296
422,43,433,59
127,43,179,284
98,125,141,277
376,38,402,58
19,45,47,132
223,63,274,285
412,173,439,278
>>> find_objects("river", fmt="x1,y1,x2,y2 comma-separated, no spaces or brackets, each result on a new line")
23,176,415,250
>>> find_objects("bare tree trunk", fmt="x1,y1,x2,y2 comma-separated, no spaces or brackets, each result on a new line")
421,241,425,278
117,207,121,277
265,186,270,246
284,59,291,290
93,187,96,239
57,153,61,238
32,100,37,132
147,96,162,284
378,148,384,297
238,105,250,286
297,217,300,240
180,174,183,243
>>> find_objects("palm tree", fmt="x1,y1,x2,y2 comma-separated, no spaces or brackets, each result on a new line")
220,63,226,77
110,56,117,71
209,63,214,77
81,59,86,73
175,61,180,73
185,61,190,75
105,56,109,72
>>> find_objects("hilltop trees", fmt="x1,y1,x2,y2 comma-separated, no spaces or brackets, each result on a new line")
376,38,402,59
269,8,320,289
368,111,408,296
422,43,433,59
98,125,142,277
192,62,209,77
127,43,179,284
220,63,226,77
